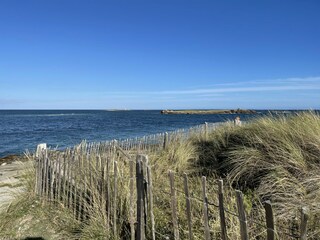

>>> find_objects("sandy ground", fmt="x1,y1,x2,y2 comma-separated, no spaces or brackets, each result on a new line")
0,157,32,212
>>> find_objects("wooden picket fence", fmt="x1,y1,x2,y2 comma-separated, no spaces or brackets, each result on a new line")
95,121,219,153
34,123,310,240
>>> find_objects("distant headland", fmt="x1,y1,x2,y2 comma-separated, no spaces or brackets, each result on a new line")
160,109,257,114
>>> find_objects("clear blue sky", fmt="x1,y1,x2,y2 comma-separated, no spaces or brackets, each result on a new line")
0,0,319,109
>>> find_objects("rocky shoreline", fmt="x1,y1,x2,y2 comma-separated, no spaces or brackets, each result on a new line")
161,109,257,114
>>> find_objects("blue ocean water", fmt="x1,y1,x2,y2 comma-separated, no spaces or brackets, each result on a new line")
0,110,272,157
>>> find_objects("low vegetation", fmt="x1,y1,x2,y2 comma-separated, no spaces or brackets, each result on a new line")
1,111,319,239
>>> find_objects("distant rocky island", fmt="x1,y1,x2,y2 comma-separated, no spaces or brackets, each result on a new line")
161,109,257,114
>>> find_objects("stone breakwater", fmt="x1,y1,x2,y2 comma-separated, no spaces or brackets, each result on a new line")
161,109,257,114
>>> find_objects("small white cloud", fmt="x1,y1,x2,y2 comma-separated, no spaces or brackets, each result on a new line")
156,77,320,95
101,76,320,97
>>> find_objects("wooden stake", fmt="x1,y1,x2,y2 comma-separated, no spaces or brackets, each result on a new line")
66,154,72,208
142,155,148,230
106,156,111,228
218,180,228,240
235,190,248,240
147,164,156,240
183,173,193,240
77,153,83,220
300,207,309,240
73,155,78,218
44,153,50,200
201,176,210,240
56,154,62,202
163,132,168,150
136,156,145,240
264,200,275,240
169,170,180,240
113,160,118,238
62,153,68,206
129,159,135,240
204,122,208,140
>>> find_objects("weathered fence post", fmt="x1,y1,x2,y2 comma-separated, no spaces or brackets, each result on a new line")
36,148,44,196
44,152,50,200
49,157,54,201
218,179,228,240
83,152,89,220
62,153,68,206
141,155,149,231
67,153,72,208
36,143,47,158
35,154,39,195
136,156,145,240
101,153,108,223
264,200,275,240
129,159,135,240
204,122,208,140
169,170,180,240
77,153,83,220
201,176,210,240
106,155,111,228
89,154,93,208
147,163,156,240
57,153,62,202
300,207,309,240
183,173,193,240
73,155,79,218
163,132,169,150
35,143,45,196
113,160,118,238
235,190,249,240
99,154,105,216
95,155,100,201
69,155,74,211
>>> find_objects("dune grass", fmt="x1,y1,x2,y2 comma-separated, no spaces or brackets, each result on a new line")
1,111,319,239
0,155,83,240
193,111,320,238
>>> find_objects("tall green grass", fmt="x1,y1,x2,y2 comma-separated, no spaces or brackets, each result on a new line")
194,111,320,238
1,111,319,239
0,155,81,239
